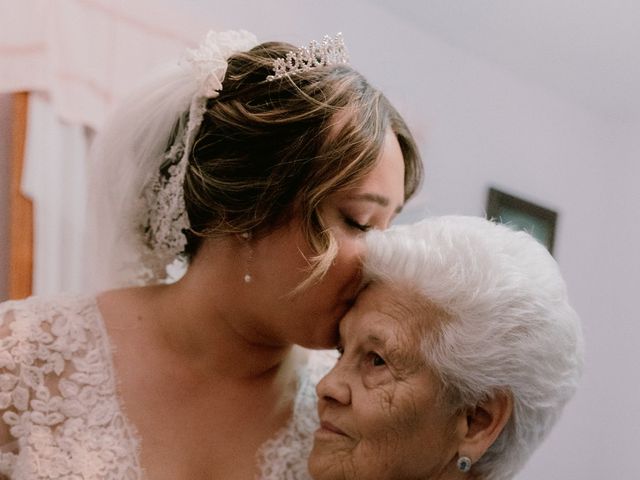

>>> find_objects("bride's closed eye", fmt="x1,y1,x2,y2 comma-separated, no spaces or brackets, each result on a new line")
342,214,372,232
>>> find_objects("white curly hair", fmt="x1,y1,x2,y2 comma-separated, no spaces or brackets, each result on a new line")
364,216,584,480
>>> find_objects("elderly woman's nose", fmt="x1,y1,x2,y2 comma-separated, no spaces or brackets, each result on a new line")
316,365,351,406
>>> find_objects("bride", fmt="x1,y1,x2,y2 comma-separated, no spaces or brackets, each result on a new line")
0,31,422,479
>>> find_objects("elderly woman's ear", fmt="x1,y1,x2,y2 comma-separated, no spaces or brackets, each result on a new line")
454,391,513,465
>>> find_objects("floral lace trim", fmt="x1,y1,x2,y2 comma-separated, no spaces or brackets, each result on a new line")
0,295,336,480
256,350,336,480
133,30,258,286
0,295,141,479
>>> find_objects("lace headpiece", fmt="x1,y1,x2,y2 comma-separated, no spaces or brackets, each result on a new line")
135,30,258,284
127,31,258,283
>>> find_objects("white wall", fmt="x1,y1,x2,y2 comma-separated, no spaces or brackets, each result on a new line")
174,2,638,477
347,8,635,479
0,94,11,301
580,122,640,479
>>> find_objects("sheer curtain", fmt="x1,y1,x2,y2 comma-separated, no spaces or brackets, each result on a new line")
0,0,204,295
21,93,90,294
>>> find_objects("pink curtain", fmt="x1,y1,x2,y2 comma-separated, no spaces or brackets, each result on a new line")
0,0,206,294
0,0,206,129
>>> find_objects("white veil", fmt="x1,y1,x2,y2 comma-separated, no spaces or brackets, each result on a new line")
84,30,258,292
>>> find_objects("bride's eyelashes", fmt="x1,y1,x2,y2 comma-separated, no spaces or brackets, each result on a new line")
342,214,372,232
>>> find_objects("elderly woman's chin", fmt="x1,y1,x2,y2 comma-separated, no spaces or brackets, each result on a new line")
308,448,410,480
307,444,351,480
308,447,453,480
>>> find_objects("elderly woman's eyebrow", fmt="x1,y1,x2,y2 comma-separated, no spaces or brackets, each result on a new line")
338,332,387,349
366,333,385,345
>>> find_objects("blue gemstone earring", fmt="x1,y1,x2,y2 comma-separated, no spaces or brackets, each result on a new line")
457,456,472,473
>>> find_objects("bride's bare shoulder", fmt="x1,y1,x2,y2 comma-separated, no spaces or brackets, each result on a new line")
96,285,159,330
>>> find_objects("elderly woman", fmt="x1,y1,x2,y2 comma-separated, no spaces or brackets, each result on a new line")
309,216,584,480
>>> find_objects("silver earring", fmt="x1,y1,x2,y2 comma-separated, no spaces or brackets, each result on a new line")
241,232,253,283
457,456,472,473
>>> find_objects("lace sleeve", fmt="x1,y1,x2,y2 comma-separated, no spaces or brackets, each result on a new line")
0,296,142,479
0,304,20,475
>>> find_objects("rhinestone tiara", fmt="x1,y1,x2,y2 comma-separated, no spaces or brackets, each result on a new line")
266,33,349,81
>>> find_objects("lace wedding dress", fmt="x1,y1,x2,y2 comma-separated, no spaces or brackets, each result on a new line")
0,295,334,479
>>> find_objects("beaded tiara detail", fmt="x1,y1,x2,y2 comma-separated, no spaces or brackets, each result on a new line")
266,33,349,81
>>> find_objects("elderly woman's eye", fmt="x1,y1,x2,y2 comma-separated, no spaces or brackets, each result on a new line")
369,352,386,367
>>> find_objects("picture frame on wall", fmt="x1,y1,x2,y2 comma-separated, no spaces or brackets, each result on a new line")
486,187,558,255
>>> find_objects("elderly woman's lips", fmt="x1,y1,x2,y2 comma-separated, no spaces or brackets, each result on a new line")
318,420,348,436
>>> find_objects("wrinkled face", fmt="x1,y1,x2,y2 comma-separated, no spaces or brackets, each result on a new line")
249,129,406,349
308,283,461,480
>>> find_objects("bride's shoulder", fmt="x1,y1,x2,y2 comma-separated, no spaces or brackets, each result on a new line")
0,293,139,478
0,293,105,365
0,293,100,331
0,294,105,443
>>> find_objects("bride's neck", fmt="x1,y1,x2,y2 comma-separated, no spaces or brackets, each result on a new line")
133,242,299,381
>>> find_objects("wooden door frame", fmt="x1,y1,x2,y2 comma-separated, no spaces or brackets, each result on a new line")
8,92,33,300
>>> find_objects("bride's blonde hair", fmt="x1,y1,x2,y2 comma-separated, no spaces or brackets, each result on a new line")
183,41,422,289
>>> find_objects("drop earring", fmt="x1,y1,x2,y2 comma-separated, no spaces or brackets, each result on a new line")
241,232,253,283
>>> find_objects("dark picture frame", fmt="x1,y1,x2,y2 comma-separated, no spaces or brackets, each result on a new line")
486,187,558,255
